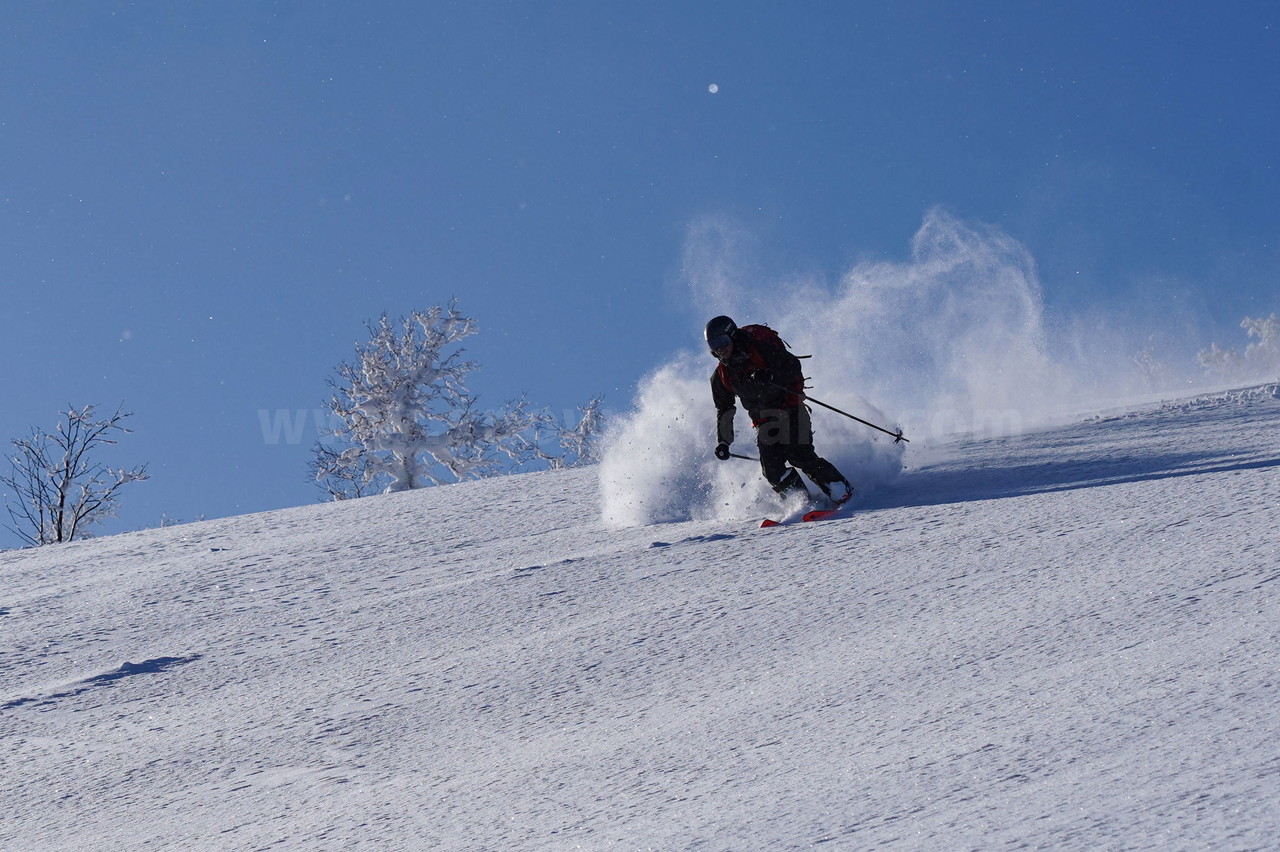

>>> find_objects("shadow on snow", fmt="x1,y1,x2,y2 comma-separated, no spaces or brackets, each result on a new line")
865,449,1280,513
2,655,202,711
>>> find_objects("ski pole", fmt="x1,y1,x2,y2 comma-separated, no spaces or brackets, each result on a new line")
806,393,908,443
728,451,758,461
766,380,909,443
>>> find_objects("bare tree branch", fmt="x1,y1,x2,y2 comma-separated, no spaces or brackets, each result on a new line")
2,405,149,546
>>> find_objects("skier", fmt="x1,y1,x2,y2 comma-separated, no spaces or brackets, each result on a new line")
705,315,853,506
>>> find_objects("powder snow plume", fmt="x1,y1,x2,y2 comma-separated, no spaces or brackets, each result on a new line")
601,208,1171,527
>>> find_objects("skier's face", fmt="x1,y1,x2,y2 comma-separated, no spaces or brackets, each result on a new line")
710,338,734,362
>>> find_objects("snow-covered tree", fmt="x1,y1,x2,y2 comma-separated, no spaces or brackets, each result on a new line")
313,302,554,499
2,405,149,546
1198,314,1280,381
1133,340,1176,391
541,397,606,470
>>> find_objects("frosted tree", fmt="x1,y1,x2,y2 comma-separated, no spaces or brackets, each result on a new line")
1198,314,1280,381
1196,341,1243,379
2,405,150,546
541,397,606,470
312,302,550,499
1239,313,1280,372
1133,339,1176,391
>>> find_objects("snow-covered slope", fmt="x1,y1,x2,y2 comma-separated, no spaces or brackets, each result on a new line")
3,385,1279,850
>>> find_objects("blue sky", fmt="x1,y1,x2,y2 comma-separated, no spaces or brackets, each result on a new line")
3,1,1277,546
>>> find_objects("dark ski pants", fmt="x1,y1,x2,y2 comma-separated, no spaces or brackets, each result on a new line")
755,405,847,497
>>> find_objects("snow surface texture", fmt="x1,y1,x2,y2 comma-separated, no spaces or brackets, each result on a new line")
3,384,1280,849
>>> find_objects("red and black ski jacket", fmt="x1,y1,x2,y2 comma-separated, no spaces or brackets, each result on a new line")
710,324,805,445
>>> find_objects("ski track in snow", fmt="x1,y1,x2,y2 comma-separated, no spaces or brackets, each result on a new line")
2,385,1279,849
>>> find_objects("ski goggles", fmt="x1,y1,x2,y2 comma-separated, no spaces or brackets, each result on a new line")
707,333,733,357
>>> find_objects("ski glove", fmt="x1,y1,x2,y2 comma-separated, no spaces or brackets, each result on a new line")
714,442,732,461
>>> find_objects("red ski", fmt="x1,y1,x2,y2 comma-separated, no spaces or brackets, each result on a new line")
759,508,841,528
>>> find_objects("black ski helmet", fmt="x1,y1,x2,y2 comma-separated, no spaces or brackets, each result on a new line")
704,315,738,354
